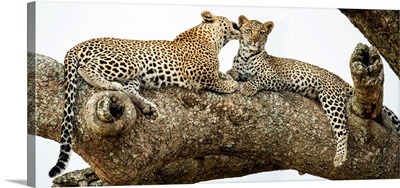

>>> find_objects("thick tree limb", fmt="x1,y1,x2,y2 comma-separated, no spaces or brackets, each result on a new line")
340,9,400,79
28,52,399,186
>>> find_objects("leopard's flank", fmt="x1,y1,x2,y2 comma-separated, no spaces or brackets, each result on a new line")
48,10,240,178
227,15,400,167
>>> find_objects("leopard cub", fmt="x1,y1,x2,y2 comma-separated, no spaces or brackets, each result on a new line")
227,15,400,167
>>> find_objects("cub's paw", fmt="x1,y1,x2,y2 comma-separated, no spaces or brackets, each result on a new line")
240,82,258,96
226,69,239,80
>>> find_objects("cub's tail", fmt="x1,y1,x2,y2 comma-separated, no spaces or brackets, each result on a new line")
49,48,79,178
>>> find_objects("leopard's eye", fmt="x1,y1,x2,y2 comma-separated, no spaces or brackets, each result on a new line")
260,30,266,34
244,29,252,33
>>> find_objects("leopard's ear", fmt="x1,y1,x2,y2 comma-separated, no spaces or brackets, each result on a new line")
263,21,274,35
238,15,249,27
201,10,215,22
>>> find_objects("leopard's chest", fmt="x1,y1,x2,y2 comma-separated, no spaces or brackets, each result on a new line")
234,57,264,81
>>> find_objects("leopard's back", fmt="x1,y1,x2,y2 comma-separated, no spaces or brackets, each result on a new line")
267,55,353,98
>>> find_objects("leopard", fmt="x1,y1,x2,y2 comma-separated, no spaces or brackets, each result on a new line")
48,10,240,178
227,15,400,168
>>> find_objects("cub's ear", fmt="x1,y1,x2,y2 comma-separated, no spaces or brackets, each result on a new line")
201,10,215,22
263,21,274,34
238,15,249,27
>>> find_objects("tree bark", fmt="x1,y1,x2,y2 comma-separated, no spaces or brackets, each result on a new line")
350,43,384,119
340,9,400,79
28,52,400,186
51,168,109,187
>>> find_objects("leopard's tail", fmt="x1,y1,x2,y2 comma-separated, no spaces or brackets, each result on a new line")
382,105,400,136
49,48,79,178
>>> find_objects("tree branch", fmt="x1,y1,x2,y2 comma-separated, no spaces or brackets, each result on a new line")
51,168,109,187
340,9,400,79
350,43,384,119
28,52,399,186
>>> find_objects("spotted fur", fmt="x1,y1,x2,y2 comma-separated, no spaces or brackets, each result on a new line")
48,10,240,178
227,15,400,167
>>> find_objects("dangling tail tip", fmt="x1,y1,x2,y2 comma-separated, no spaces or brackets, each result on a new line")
48,166,61,178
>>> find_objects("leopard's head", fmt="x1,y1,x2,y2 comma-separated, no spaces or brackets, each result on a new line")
201,10,240,47
238,15,274,51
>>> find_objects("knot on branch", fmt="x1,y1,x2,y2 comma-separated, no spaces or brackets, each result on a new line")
350,43,384,119
83,91,137,136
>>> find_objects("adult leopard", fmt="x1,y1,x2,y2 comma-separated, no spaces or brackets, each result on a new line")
227,15,400,167
48,10,240,178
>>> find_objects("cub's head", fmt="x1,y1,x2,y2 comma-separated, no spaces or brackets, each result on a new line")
201,10,240,47
238,15,274,51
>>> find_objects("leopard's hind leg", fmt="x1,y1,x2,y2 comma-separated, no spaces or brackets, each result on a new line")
78,63,125,91
78,63,158,119
317,86,349,167
121,79,158,119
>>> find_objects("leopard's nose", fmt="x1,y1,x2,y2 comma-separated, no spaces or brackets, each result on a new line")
252,34,259,43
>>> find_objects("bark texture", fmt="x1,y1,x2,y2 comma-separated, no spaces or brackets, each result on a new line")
340,9,400,79
28,52,400,186
350,43,384,119
52,168,109,187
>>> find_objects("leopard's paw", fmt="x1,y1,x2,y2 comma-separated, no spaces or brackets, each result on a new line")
226,69,239,80
240,82,258,96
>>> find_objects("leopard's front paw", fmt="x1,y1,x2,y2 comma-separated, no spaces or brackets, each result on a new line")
240,82,258,96
226,69,239,80
220,79,239,93
219,71,234,81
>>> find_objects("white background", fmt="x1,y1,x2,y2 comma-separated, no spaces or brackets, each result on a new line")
1,0,399,188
